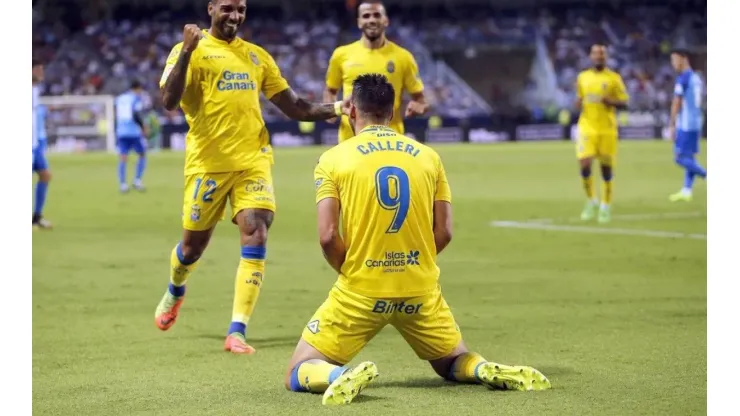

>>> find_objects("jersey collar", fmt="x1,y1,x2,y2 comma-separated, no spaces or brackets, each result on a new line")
359,125,394,134
203,29,239,46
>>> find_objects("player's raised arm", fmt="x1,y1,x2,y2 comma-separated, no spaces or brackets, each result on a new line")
161,25,202,110
433,159,453,254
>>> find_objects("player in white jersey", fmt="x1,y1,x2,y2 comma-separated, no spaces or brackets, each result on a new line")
32,60,52,230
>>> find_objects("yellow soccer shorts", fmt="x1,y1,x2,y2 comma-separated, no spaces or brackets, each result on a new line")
301,284,462,364
576,128,618,166
181,161,276,231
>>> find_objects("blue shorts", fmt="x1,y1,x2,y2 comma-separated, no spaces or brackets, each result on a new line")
32,145,49,172
117,136,147,155
675,130,700,155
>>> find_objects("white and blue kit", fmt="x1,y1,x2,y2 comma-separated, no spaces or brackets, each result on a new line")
32,85,48,172
115,91,147,155
673,69,704,155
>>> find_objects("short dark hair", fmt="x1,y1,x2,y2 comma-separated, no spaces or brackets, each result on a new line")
352,73,395,122
32,58,42,67
130,80,143,90
671,48,691,59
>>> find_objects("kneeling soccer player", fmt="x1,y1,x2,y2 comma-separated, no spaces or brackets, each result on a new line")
284,73,552,406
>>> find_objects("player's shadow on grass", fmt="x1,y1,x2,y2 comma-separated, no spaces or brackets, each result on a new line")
196,333,298,349
374,378,457,389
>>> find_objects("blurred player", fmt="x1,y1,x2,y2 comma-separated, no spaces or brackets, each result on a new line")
32,60,52,230
575,44,629,224
324,1,427,143
154,0,348,354
285,74,551,406
668,49,706,202
115,80,149,193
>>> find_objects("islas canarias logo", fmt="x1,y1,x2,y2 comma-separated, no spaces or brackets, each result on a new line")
365,250,420,273
217,70,256,91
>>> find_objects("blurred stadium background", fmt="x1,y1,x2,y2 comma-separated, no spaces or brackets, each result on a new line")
32,0,707,414
33,0,706,150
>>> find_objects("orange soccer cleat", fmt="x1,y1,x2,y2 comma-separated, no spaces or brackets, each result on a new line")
154,294,184,331
224,333,256,355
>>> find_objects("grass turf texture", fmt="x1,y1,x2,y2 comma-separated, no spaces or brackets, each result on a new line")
33,141,706,415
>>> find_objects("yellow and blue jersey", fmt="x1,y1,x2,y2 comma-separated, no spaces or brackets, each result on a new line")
314,125,451,298
160,30,290,175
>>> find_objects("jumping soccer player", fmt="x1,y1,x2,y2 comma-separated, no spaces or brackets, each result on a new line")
155,0,348,354
115,80,149,193
575,44,629,223
324,1,428,143
668,49,706,202
285,74,551,406
32,60,52,230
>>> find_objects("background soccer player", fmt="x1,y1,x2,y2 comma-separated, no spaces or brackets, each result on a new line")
154,0,349,354
574,44,629,223
114,80,149,193
32,60,52,230
668,49,706,202
323,1,428,143
285,74,550,406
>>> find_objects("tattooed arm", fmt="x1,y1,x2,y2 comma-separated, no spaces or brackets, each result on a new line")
269,88,345,122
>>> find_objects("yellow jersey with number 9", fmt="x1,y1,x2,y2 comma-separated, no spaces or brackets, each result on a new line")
326,41,424,142
314,126,451,298
576,68,629,134
160,30,289,175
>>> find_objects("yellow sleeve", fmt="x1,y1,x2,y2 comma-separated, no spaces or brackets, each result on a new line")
613,73,629,102
314,157,339,203
575,73,584,99
326,48,343,91
403,51,424,95
261,50,290,100
160,43,192,88
434,157,452,202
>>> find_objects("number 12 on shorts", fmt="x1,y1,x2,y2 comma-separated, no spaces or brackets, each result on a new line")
375,166,410,233
193,178,217,202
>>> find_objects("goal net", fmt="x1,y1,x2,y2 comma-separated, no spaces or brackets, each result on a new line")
38,95,116,153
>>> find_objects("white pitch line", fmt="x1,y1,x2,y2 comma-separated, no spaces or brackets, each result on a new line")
525,211,704,224
490,220,706,240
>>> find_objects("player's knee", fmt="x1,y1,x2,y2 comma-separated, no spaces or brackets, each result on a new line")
578,158,592,170
179,239,208,262
239,210,273,246
38,170,52,183
600,165,613,181
580,165,591,178
119,154,128,163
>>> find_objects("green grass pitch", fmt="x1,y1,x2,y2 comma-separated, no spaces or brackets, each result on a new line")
32,141,706,415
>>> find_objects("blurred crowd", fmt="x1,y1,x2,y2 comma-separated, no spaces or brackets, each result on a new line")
32,3,705,122
543,5,706,115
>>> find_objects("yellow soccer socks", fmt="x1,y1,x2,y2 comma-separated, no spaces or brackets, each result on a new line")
169,242,200,297
449,352,488,383
227,246,266,337
289,360,347,393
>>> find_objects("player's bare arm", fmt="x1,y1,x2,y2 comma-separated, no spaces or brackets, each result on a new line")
574,79,583,110
270,88,349,121
405,92,429,117
601,96,627,110
323,87,340,123
317,197,346,273
161,24,202,110
433,200,453,254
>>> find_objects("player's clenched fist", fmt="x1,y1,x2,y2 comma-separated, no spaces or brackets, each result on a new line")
182,24,203,52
